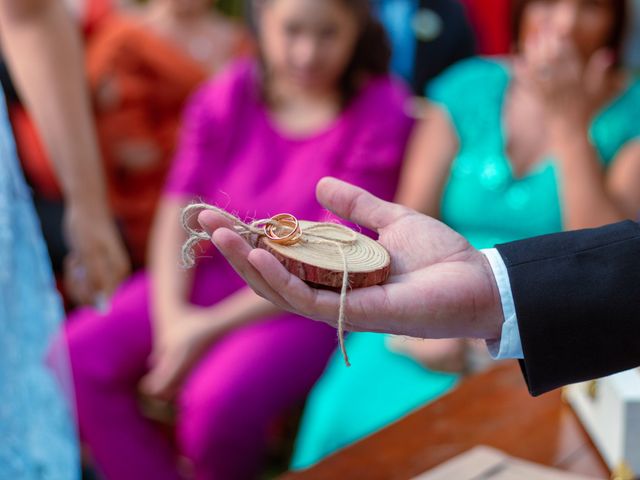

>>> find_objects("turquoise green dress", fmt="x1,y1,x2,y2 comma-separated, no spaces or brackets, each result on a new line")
290,57,640,470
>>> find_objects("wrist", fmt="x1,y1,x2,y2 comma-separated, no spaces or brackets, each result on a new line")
166,304,229,328
152,302,190,328
56,153,109,207
546,110,590,138
548,122,594,163
65,193,112,221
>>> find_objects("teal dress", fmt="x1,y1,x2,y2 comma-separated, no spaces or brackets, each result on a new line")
291,57,640,470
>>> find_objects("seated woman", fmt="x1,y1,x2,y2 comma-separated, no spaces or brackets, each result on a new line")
291,0,640,469
62,0,414,478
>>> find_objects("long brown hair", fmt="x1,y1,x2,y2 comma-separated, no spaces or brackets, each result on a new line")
335,0,391,103
511,0,629,63
252,0,391,105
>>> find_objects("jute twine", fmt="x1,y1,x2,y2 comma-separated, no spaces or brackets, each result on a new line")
180,203,357,366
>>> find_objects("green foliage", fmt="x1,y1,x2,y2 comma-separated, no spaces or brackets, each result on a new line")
217,0,246,18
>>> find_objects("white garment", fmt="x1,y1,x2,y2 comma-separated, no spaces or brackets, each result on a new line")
481,248,524,360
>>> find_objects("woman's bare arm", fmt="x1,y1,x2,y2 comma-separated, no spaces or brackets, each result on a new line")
0,0,129,299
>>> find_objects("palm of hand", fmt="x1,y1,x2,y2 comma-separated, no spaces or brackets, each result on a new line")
200,177,503,342
348,212,500,339
516,33,614,123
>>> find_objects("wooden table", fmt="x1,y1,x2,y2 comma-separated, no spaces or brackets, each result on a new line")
282,361,609,479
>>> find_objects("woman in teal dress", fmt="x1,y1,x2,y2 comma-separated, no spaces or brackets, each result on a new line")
291,0,640,469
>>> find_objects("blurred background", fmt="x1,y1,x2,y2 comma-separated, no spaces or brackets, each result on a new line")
1,0,638,479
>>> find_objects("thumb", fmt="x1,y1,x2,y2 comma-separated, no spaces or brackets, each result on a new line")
315,177,410,231
584,48,614,98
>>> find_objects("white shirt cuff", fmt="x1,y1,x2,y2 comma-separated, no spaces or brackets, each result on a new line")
481,248,524,359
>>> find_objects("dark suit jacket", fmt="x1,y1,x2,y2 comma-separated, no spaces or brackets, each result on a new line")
495,220,640,396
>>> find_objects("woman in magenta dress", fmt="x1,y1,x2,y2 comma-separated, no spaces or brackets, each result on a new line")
63,0,414,478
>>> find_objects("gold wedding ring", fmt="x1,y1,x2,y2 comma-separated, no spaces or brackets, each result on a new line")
264,213,302,246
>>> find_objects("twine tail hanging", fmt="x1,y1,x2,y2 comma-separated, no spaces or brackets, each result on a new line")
180,203,354,367
337,244,351,367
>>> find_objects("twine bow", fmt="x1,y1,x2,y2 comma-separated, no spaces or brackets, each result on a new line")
181,203,357,366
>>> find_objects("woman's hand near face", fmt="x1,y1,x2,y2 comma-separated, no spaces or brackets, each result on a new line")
512,25,637,231
514,28,614,129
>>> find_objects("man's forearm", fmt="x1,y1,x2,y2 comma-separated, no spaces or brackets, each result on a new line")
495,221,640,395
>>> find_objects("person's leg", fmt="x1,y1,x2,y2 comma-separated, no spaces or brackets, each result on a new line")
176,315,337,480
64,272,181,480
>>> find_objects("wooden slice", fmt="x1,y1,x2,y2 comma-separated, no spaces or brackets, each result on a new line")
255,220,390,289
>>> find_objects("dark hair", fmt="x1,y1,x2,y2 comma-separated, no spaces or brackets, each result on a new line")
252,0,391,106
336,0,391,104
511,0,628,63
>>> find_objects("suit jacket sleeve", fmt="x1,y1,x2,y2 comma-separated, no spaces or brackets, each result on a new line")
495,220,640,396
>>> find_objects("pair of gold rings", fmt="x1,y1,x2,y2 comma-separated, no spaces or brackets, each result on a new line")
264,213,301,246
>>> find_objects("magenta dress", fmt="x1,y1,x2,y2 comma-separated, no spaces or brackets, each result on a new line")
64,60,413,480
